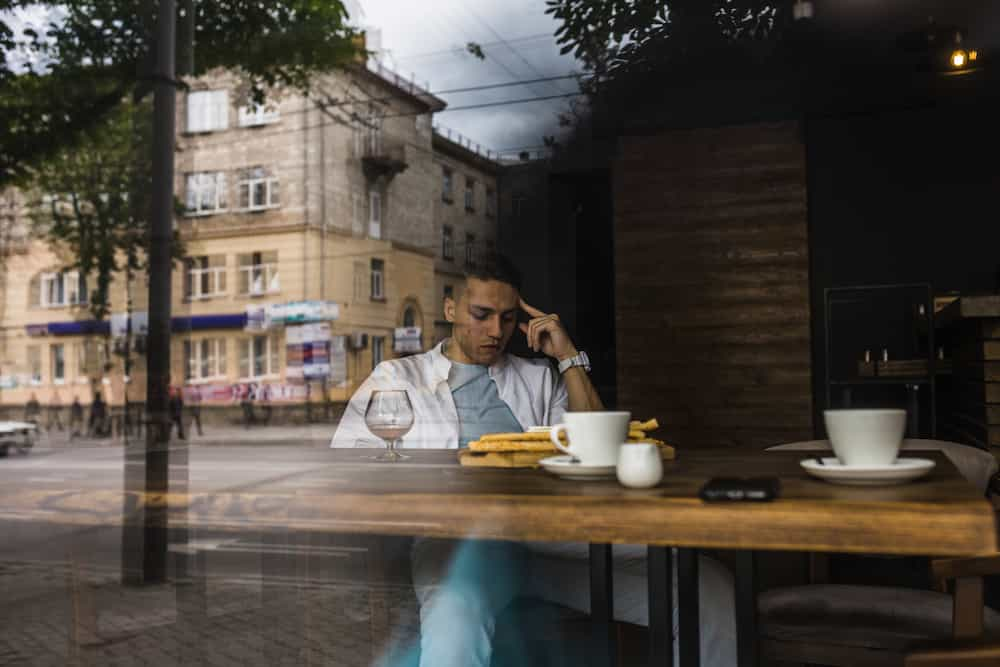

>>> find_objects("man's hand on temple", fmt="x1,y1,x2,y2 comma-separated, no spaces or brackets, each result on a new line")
518,299,578,361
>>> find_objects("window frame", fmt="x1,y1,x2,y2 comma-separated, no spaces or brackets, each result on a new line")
184,256,227,301
40,271,87,308
187,90,229,133
465,177,476,212
465,233,476,268
237,102,280,127
442,225,454,260
27,345,41,385
238,252,280,296
372,335,385,370
441,166,454,203
239,334,280,380
369,190,382,239
370,258,385,301
184,171,228,216
237,167,280,212
51,343,65,384
184,337,227,382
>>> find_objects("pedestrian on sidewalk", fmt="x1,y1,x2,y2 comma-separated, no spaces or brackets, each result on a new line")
24,393,41,430
241,383,256,429
168,385,185,440
69,396,84,439
259,383,272,425
89,391,107,437
46,389,64,432
188,385,204,436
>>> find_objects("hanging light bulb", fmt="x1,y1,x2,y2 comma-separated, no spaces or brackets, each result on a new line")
793,0,814,21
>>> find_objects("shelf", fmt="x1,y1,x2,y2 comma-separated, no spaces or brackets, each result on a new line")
830,378,932,386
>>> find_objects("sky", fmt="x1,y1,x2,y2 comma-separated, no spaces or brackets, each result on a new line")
356,0,583,156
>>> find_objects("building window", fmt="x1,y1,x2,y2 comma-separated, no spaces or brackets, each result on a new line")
370,258,385,300
465,177,476,212
403,307,416,328
40,271,87,308
369,191,382,239
442,167,453,203
238,251,280,295
237,166,280,211
27,345,41,385
465,233,476,268
372,336,385,370
486,187,496,218
237,102,280,127
185,172,227,215
75,340,90,379
184,255,227,300
187,90,229,133
442,225,454,260
239,334,279,379
184,338,227,381
51,344,65,384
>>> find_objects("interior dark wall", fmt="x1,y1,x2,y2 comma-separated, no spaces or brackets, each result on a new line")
498,164,617,407
807,99,1000,432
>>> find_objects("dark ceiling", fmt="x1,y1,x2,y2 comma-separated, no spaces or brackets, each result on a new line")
813,0,1000,49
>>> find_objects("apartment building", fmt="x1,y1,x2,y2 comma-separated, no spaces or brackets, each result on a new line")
431,131,500,344
0,59,498,411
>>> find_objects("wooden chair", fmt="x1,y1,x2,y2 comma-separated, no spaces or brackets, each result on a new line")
758,440,1000,666
905,637,1000,666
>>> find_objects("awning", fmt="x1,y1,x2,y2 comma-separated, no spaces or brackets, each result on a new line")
27,313,248,337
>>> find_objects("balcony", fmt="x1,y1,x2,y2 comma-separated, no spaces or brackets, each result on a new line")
238,263,280,296
361,137,408,183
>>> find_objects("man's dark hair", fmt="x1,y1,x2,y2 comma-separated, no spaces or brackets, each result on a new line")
464,252,522,292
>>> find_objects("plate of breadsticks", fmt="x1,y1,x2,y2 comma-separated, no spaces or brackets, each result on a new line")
458,418,674,469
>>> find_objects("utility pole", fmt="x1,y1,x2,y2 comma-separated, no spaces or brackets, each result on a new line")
142,0,177,584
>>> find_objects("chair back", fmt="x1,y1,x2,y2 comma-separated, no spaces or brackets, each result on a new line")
767,439,998,495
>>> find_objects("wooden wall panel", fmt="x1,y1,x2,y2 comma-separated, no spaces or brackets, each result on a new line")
614,122,813,449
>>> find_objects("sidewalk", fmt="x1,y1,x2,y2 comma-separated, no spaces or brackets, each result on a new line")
27,423,340,450
0,559,420,667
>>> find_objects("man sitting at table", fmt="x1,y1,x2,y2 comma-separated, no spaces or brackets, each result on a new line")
331,254,735,666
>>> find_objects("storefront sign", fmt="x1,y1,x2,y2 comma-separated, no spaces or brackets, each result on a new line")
286,323,332,379
394,327,422,354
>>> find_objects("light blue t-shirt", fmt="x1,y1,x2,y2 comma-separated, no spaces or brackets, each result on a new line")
448,361,523,448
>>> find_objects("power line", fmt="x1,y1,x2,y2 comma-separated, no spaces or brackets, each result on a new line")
178,91,583,154
400,92,581,115
394,32,554,61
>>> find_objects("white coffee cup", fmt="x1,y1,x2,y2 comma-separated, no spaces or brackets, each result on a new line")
823,409,906,467
617,443,663,488
549,411,631,466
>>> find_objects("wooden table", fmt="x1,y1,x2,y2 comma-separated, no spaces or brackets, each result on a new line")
2,448,995,666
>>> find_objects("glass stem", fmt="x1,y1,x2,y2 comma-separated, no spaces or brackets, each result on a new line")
388,438,399,455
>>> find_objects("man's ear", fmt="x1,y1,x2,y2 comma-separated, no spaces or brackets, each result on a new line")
444,297,456,323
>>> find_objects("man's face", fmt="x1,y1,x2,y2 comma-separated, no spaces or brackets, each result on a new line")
445,278,519,365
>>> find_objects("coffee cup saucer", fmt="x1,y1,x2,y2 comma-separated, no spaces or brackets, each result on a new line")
800,457,935,486
540,455,617,480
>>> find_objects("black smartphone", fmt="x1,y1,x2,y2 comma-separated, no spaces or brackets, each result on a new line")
698,477,781,502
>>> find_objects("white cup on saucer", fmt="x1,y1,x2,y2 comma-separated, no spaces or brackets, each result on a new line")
549,411,630,466
823,409,906,467
617,443,663,488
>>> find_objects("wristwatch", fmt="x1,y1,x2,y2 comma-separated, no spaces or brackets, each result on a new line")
558,351,591,374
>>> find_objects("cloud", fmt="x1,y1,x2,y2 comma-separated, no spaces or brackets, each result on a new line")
360,0,583,154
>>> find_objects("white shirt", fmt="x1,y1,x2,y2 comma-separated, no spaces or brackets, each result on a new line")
330,340,568,449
